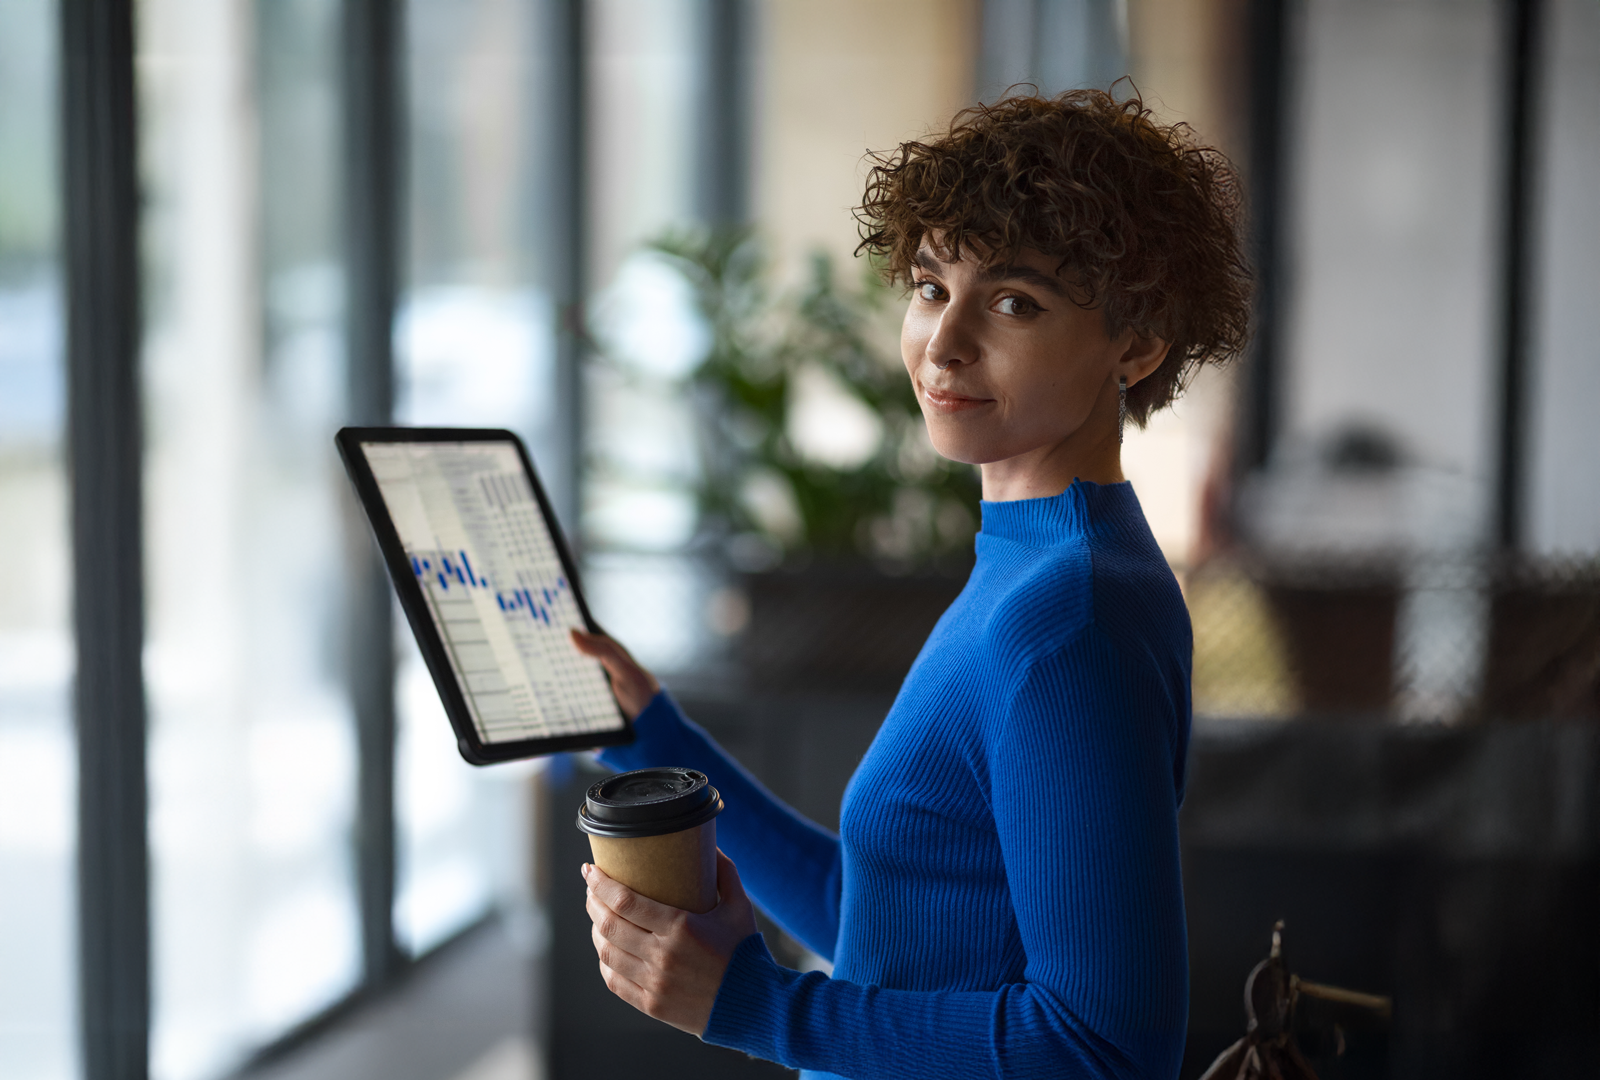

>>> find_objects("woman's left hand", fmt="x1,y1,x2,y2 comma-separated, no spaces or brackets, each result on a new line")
583,850,759,1036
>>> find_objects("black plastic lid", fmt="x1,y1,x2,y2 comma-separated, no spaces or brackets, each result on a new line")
576,767,723,839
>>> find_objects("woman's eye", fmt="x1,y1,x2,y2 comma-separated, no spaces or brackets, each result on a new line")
996,295,1038,316
915,280,944,302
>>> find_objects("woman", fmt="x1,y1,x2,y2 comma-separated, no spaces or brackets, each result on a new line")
571,88,1251,1080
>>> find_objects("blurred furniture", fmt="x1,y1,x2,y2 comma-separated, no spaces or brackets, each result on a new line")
737,563,966,693
1483,559,1600,719
1258,561,1400,714
1181,718,1599,1079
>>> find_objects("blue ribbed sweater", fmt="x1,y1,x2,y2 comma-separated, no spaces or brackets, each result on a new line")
599,480,1192,1080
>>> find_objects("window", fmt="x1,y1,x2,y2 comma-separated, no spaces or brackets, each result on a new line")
0,3,75,1078
583,0,711,674
140,1,359,1075
393,0,555,957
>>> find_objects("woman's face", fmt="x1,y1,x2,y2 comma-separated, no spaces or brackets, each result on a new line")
901,243,1156,496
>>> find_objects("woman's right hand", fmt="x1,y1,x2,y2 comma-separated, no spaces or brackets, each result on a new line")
570,629,660,719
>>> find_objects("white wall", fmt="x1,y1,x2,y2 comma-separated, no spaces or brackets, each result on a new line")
755,0,979,284
1528,0,1600,555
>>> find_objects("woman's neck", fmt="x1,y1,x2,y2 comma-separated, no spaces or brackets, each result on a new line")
980,424,1123,501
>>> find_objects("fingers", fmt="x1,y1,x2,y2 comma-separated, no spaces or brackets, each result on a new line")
591,922,654,987
582,861,725,1037
585,863,679,934
585,886,655,958
569,628,629,671
570,628,641,669
714,848,746,902
707,850,760,944
569,629,660,717
569,627,613,655
583,865,659,1004
594,952,649,1011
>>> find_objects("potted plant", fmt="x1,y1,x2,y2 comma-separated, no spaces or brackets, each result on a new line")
643,229,981,691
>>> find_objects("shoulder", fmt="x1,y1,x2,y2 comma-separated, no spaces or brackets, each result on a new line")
975,484,1189,668
975,483,1192,732
1078,483,1193,681
973,531,1096,675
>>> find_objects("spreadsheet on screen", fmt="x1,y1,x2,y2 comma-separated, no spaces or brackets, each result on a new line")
362,440,619,743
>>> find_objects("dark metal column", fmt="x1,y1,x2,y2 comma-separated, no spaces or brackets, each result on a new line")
61,1,149,1078
546,0,587,536
1493,0,1543,552
696,0,750,227
343,0,405,987
536,4,587,1072
1238,0,1291,475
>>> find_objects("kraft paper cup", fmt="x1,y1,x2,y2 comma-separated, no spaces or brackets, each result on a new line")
577,767,723,914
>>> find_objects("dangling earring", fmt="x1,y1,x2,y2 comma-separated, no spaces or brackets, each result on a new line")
1117,377,1127,446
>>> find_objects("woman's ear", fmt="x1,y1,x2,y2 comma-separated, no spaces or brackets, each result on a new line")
1116,331,1171,389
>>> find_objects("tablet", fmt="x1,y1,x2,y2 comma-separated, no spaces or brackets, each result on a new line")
336,427,632,764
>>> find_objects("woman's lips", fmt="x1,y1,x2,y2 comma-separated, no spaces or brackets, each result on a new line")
922,387,992,413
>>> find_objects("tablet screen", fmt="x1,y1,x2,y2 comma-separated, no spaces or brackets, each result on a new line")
359,439,622,745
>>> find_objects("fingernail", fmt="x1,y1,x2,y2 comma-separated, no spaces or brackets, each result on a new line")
580,863,590,879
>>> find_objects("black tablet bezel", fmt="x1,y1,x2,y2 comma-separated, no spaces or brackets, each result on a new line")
335,426,633,764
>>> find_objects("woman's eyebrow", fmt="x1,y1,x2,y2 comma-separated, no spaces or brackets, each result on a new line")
976,263,1067,297
913,249,1066,298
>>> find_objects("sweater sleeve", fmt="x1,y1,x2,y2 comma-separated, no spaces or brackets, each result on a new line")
702,628,1189,1080
597,691,845,960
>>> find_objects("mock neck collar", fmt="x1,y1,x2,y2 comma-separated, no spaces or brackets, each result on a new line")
978,479,1132,547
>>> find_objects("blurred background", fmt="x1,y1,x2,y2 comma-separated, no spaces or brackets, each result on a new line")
0,1,1595,1079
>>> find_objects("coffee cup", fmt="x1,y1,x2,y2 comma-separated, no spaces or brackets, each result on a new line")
576,767,723,913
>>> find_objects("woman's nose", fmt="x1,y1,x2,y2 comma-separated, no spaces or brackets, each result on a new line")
925,306,977,370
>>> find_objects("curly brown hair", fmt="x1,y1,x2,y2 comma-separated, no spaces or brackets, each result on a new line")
855,87,1252,427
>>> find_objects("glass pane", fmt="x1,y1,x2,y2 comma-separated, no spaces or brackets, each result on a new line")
583,0,710,674
394,0,551,957
1286,0,1499,485
0,2,76,1079
140,1,360,1076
